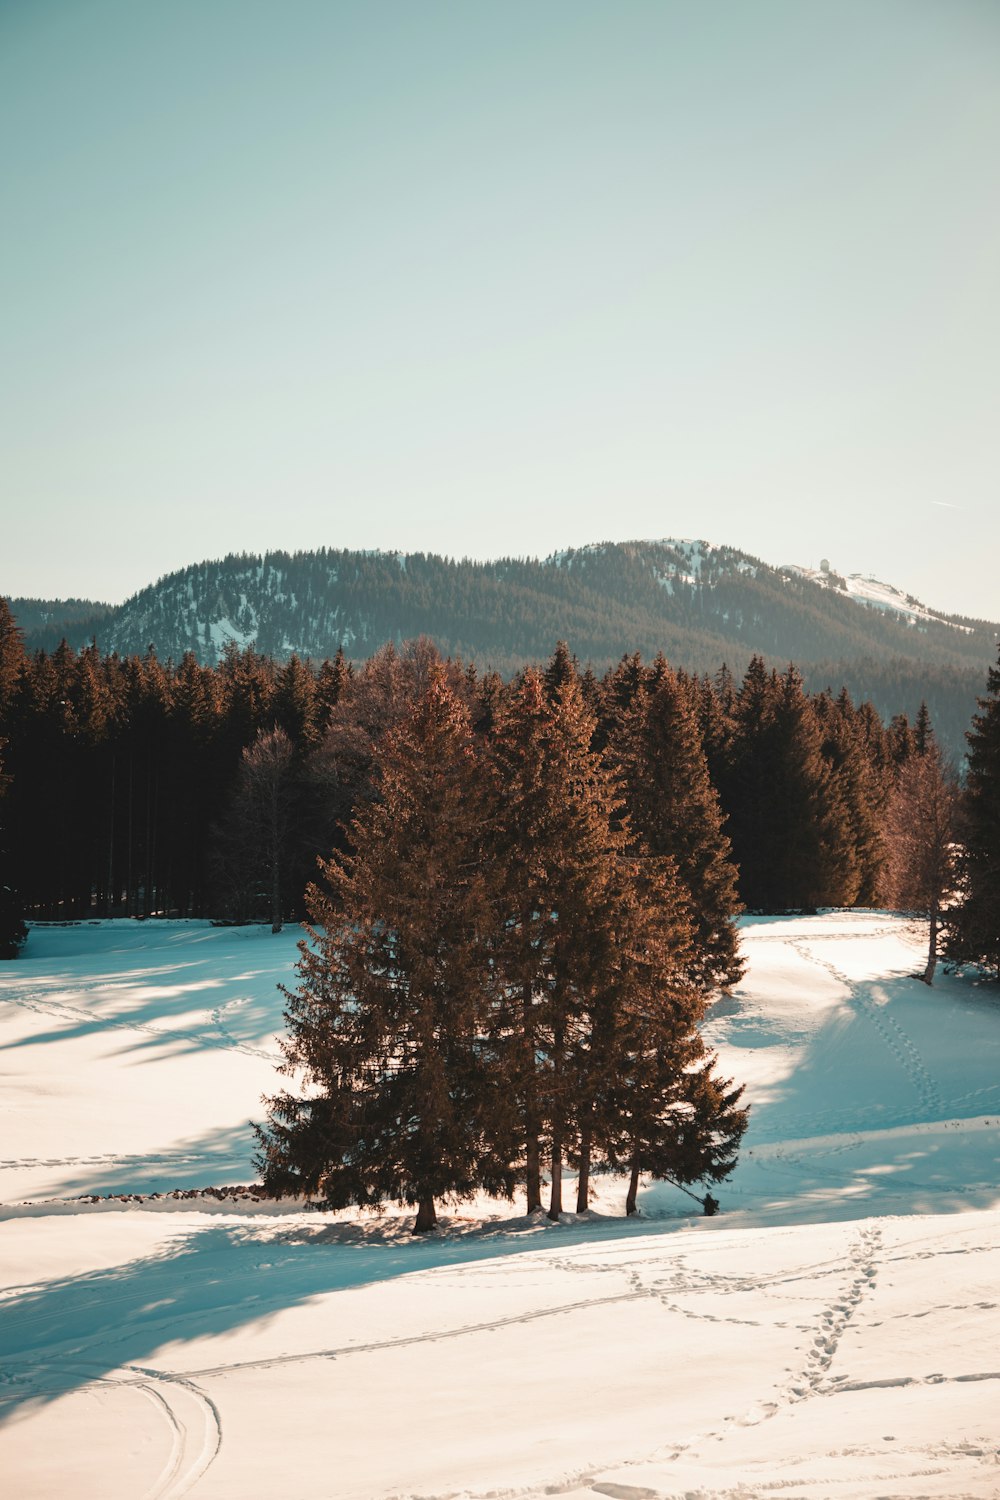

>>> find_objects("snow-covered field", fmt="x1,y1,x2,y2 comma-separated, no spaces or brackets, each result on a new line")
2,914,999,1499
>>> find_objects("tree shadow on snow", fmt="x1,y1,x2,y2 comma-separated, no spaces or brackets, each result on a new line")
0,1195,694,1422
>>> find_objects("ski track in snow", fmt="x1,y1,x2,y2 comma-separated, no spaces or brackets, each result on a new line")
0,1358,222,1500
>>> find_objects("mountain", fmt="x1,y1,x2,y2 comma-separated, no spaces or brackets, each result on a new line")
7,539,998,752
7,596,114,654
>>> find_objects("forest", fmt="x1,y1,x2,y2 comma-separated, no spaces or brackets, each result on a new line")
2,595,999,1225
0,598,967,928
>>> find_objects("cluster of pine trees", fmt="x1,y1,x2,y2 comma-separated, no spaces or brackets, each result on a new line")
256,660,748,1228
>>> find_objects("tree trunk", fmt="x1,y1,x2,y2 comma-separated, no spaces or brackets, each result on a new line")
548,1019,564,1220
625,1160,641,1216
923,899,939,985
271,847,282,934
269,782,283,933
522,982,542,1212
413,1195,437,1233
576,1124,591,1214
106,753,116,917
548,1131,562,1220
127,755,134,916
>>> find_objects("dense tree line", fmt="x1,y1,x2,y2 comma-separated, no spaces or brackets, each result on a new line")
3,589,994,940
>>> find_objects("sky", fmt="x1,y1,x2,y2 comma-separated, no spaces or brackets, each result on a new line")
2,0,999,620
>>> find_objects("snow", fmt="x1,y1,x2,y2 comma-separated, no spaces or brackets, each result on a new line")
781,563,972,633
2,912,999,1498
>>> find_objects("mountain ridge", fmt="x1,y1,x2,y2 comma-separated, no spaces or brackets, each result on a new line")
6,538,997,754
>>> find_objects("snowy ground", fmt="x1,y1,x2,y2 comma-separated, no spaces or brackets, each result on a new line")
2,913,999,1499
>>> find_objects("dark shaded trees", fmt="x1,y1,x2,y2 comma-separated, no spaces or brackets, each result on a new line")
613,661,744,993
724,661,854,912
211,727,298,931
0,600,27,957
946,646,1000,980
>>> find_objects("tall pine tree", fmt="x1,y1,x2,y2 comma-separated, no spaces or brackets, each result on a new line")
257,671,512,1231
614,661,744,993
946,646,1000,980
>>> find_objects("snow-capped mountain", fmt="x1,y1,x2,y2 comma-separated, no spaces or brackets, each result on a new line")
10,538,994,670
780,559,973,633
7,538,997,753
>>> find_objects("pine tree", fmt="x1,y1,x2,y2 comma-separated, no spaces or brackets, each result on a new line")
212,727,298,930
315,647,352,734
882,728,956,984
0,599,26,727
0,734,27,957
946,646,1000,980
614,663,744,992
814,689,888,907
725,662,853,912
256,671,512,1231
491,664,727,1217
273,654,321,750
0,601,27,954
491,667,609,1215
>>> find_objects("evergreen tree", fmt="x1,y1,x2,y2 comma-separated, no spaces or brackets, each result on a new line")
614,663,744,992
0,599,26,726
273,654,320,750
492,666,638,1216
814,688,887,907
211,727,298,930
584,851,747,1214
315,647,352,734
946,646,1000,980
0,734,27,958
256,671,512,1231
542,640,578,701
882,729,956,984
725,662,853,912
491,664,726,1216
0,601,27,955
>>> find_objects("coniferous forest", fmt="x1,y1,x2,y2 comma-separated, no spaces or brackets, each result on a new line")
4,592,1000,1220
0,595,971,929
1,592,997,942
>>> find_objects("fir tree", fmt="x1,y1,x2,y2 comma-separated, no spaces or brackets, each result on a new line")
491,666,619,1216
946,646,1000,980
726,662,853,912
614,663,744,992
0,601,27,955
212,727,298,930
256,671,512,1231
882,728,956,984
814,688,888,907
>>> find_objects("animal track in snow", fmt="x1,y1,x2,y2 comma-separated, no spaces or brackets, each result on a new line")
790,939,945,1117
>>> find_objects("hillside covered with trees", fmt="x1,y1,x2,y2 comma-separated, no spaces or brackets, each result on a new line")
8,539,996,756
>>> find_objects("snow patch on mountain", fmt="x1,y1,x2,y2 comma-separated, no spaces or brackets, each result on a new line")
783,562,974,633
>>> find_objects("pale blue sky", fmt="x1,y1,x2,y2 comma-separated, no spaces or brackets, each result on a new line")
2,0,999,619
